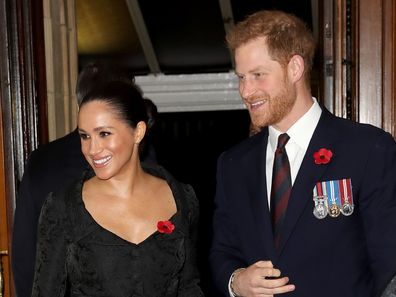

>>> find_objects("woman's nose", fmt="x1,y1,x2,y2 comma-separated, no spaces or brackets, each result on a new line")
89,138,102,155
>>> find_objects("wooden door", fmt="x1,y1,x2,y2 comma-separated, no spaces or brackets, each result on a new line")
0,1,17,295
0,0,46,296
0,109,13,297
355,0,396,136
320,0,396,137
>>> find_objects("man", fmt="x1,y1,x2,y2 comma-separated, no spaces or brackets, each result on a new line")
11,63,157,297
210,10,396,297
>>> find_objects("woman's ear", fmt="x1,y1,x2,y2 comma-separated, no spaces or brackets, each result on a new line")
134,121,147,145
287,54,305,83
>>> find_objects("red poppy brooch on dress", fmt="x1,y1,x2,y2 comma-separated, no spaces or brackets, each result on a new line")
313,148,333,165
157,220,175,234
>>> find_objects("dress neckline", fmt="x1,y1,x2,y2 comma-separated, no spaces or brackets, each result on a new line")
77,165,182,246
82,207,179,246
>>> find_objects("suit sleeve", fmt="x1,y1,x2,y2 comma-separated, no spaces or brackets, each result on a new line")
210,153,247,296
31,192,69,297
359,132,396,294
177,185,205,297
12,152,41,297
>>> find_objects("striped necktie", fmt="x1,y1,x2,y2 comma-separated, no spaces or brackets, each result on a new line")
270,133,292,249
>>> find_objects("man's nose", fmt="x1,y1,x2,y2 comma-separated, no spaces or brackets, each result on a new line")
240,79,257,99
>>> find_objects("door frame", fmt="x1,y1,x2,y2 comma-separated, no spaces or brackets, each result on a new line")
0,0,46,295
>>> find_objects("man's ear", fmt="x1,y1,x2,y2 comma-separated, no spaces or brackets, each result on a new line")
287,54,305,83
135,121,147,145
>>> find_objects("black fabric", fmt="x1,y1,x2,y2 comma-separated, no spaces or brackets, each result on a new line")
31,164,204,297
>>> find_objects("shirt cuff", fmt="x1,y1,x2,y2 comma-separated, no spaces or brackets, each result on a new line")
228,268,246,297
228,274,236,297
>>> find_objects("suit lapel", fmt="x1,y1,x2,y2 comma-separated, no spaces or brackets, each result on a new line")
277,109,340,257
242,128,276,259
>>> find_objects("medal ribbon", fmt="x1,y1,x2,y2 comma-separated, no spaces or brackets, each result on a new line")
313,182,327,207
313,179,354,218
338,178,353,206
324,180,341,207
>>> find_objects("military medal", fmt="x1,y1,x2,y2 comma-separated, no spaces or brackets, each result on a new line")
341,202,354,216
313,196,328,219
326,180,341,217
328,203,341,217
312,182,328,219
339,178,354,216
313,179,352,219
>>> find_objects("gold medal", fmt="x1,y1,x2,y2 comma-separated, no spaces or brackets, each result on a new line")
328,204,340,217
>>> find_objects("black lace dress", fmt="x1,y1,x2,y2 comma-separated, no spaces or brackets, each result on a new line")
31,165,204,297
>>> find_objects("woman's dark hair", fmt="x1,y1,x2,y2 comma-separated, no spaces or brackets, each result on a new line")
143,98,158,131
76,62,132,105
80,80,159,160
80,80,149,129
140,98,159,163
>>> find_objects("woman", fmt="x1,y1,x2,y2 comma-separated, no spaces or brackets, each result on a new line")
31,80,204,297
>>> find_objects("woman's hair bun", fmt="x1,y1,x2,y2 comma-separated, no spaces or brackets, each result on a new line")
143,98,158,131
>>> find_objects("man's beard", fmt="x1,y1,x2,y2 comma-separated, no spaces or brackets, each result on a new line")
249,81,297,130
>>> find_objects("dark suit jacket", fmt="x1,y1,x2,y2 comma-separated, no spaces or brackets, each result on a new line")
210,108,396,297
12,129,88,297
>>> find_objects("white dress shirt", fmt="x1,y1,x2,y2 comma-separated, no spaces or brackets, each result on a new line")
228,98,322,296
266,98,322,207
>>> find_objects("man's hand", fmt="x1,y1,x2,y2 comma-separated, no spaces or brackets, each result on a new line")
232,261,295,297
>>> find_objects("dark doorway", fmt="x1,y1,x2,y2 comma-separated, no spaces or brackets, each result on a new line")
153,109,251,296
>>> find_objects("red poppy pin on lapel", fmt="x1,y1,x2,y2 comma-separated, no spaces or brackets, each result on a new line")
157,220,175,234
313,148,333,165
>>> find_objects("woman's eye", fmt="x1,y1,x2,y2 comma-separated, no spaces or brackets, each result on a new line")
79,133,89,140
99,131,111,137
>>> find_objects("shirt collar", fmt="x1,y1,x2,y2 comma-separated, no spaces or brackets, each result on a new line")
269,98,322,151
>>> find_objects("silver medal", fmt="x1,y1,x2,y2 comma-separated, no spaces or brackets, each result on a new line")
313,203,328,219
340,202,354,216
313,196,328,219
